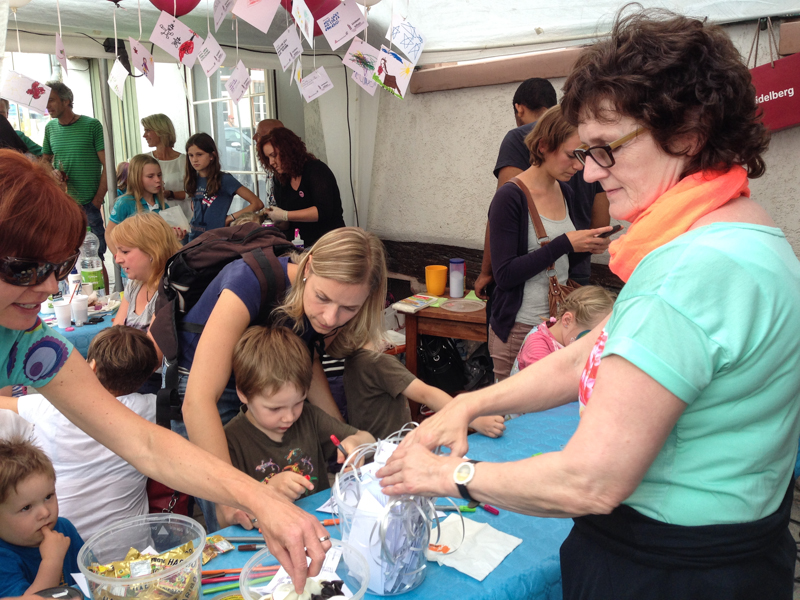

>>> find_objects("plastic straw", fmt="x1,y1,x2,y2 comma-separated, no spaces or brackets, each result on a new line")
203,575,273,595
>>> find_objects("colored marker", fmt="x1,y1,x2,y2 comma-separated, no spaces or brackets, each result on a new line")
330,434,348,458
479,503,500,515
238,543,267,551
320,518,340,526
434,505,476,513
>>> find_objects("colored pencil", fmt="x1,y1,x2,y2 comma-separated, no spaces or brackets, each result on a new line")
203,575,274,595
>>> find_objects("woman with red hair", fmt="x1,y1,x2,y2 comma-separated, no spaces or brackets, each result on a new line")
0,149,330,593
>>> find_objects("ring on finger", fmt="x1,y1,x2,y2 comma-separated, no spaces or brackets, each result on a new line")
319,535,330,543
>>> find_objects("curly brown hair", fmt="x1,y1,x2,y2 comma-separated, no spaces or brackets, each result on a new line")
256,127,316,185
561,6,769,179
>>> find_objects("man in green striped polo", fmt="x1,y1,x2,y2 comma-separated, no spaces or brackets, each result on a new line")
42,82,109,292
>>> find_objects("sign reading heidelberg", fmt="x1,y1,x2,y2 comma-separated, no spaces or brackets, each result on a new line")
750,52,800,132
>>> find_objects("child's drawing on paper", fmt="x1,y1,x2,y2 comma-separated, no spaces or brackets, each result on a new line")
373,47,412,99
0,71,50,114
391,20,425,64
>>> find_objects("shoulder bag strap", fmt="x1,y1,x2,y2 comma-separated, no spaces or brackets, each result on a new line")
508,177,555,264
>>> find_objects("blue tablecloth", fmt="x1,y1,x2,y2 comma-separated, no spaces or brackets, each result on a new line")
205,403,581,600
46,314,115,358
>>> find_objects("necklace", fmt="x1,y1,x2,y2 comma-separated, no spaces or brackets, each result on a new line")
62,114,79,126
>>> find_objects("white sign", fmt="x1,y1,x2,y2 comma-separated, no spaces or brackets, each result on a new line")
274,25,303,72
149,11,203,68
0,72,51,115
107,58,129,100
213,0,235,32
232,0,281,35
317,0,368,51
292,0,315,47
385,14,425,66
129,38,155,85
55,34,68,74
225,60,251,104
197,33,226,77
300,66,333,103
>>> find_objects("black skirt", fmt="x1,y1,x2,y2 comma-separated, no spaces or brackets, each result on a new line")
560,479,796,600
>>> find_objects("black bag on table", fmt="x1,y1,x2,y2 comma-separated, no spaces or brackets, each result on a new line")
417,335,467,395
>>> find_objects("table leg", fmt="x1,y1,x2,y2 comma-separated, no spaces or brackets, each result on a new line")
405,312,418,376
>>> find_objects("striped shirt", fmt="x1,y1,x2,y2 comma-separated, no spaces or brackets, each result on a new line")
42,116,104,205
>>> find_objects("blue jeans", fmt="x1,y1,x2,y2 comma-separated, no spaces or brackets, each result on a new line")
82,202,106,256
169,373,242,533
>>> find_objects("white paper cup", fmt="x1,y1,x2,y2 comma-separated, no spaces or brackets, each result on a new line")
81,283,94,297
71,295,89,326
40,297,56,315
53,300,72,329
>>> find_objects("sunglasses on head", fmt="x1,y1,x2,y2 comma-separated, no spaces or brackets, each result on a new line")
0,253,80,287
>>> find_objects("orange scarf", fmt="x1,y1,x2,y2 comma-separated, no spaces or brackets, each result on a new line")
608,166,750,282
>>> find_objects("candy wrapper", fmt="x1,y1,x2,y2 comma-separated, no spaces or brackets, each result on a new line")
89,542,194,578
202,534,235,565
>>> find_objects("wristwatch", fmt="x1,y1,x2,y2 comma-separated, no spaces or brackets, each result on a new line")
453,460,480,502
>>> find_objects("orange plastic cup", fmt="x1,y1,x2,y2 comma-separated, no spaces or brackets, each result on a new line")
425,265,448,296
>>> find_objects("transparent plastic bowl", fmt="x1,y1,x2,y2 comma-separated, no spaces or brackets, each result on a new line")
239,539,369,600
77,514,206,599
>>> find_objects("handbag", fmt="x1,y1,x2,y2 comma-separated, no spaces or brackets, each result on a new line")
509,177,581,318
417,335,467,395
146,478,191,515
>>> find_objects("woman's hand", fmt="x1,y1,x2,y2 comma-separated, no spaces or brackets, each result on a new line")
172,226,186,239
470,415,506,438
267,207,289,222
267,472,315,501
378,444,459,497
397,394,475,457
566,227,614,254
253,484,332,594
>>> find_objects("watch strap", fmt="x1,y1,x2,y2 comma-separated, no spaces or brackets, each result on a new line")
455,460,479,502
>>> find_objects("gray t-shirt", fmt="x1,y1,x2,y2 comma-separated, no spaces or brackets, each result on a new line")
123,279,157,332
516,201,574,325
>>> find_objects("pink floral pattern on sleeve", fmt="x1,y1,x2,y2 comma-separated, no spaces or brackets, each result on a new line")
578,328,608,415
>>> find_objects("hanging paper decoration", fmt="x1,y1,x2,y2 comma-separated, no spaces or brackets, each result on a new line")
129,37,156,85
107,58,129,100
385,14,425,67
279,0,341,39
232,0,281,34
352,69,378,95
149,0,202,17
9,0,34,7
225,60,251,104
197,33,226,77
274,25,303,72
300,66,333,102
291,56,303,87
213,0,235,32
374,46,412,99
317,0,367,51
343,37,380,95
1,72,50,114
149,11,204,68
55,35,69,73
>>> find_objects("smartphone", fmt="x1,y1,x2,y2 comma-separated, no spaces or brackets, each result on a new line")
597,224,623,238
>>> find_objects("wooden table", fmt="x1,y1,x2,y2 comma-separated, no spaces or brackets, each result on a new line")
404,303,487,376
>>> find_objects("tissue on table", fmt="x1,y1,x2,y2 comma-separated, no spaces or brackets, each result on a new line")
426,514,522,581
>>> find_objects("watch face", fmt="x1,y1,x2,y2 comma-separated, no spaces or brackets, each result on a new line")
454,462,474,484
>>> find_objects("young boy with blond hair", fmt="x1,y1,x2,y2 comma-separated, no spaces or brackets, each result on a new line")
224,326,374,508
0,438,83,595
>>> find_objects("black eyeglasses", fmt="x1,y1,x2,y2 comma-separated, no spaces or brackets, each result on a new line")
573,127,646,168
0,253,80,287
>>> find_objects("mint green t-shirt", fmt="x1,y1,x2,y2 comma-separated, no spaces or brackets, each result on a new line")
42,115,104,205
1,320,74,389
603,223,800,526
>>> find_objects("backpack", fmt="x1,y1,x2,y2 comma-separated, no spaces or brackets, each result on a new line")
416,335,468,395
150,222,293,426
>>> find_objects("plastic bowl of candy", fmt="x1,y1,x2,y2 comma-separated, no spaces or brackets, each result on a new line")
77,514,206,599
239,539,369,600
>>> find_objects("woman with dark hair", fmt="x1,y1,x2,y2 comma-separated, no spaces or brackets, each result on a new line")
185,132,263,241
258,127,345,247
0,149,330,593
378,9,800,599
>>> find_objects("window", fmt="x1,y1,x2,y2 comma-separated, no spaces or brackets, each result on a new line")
187,64,276,208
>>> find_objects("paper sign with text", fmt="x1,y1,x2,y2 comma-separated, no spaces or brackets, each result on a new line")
129,38,155,85
55,34,68,74
300,66,333,103
232,0,281,34
385,14,425,66
108,58,129,101
213,0,235,32
292,0,315,47
197,33,226,77
1,72,50,114
317,0,368,50
274,25,303,72
149,11,203,68
226,60,251,104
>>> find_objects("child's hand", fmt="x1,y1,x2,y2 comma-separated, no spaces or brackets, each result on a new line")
470,415,506,438
39,526,70,564
172,226,186,240
268,472,315,501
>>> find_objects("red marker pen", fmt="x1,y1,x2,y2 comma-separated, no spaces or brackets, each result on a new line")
330,434,349,459
480,503,500,515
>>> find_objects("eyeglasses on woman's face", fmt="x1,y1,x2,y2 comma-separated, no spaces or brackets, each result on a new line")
573,127,647,169
0,253,80,287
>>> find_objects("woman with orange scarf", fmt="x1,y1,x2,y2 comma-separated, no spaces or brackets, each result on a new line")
376,8,800,599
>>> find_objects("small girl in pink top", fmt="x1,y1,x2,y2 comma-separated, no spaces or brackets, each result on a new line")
510,286,615,376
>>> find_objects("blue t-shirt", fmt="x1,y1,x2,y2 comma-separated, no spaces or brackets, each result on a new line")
177,257,291,389
1,320,73,389
0,517,84,595
188,173,242,241
109,194,166,224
